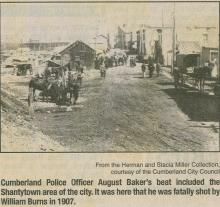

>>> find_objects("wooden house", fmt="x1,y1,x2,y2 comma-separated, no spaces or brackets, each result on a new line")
59,40,96,70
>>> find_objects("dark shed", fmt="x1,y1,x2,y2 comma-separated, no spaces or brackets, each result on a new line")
59,40,95,70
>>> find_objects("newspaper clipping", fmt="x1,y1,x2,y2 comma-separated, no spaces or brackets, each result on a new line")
1,1,220,206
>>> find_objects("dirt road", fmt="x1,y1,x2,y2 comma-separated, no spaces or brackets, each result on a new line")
32,65,219,152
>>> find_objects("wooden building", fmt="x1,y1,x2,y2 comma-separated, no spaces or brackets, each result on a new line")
59,40,96,70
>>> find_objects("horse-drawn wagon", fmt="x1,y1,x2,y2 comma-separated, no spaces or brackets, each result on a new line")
28,66,81,107
175,53,218,94
175,54,206,91
176,53,200,78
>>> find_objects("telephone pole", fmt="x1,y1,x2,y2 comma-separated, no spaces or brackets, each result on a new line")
218,1,220,150
219,2,220,81
171,2,176,74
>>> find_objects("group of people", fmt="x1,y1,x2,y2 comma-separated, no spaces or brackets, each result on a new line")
42,61,85,85
141,57,162,78
95,53,127,70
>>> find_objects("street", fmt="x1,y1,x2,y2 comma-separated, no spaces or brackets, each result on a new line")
32,65,219,152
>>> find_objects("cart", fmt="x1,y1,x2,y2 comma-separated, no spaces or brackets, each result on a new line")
16,64,33,76
176,54,200,84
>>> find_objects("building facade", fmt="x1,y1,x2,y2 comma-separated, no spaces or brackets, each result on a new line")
59,40,96,69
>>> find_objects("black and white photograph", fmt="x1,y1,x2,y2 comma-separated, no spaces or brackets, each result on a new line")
1,2,219,152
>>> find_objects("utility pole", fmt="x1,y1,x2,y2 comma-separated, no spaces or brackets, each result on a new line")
161,9,164,47
95,18,100,52
218,1,220,150
171,2,176,75
94,36,97,51
219,2,220,82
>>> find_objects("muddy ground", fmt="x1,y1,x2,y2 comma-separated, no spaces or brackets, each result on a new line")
1,66,219,152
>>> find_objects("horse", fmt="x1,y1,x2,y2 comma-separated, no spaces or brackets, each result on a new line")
29,77,51,102
193,66,209,93
29,77,62,104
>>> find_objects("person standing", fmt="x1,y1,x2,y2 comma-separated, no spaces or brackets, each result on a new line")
75,62,79,72
211,58,218,78
141,63,146,78
148,56,154,78
156,62,161,77
100,62,106,78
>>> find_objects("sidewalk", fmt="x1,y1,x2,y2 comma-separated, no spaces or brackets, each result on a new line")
162,66,216,95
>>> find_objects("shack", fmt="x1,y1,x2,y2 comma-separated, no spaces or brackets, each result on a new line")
59,40,96,70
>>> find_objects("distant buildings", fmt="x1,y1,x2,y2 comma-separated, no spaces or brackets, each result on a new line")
114,25,133,52
20,39,69,51
89,34,111,54
136,29,146,57
114,24,165,63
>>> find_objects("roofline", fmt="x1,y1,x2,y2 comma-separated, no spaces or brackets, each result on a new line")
202,46,218,50
43,59,61,66
177,53,200,55
59,40,95,55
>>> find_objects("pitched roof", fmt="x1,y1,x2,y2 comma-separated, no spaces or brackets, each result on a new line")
44,59,61,67
53,45,69,55
59,40,95,55
177,41,201,54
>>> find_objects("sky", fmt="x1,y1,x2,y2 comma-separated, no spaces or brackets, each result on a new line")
1,2,219,48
